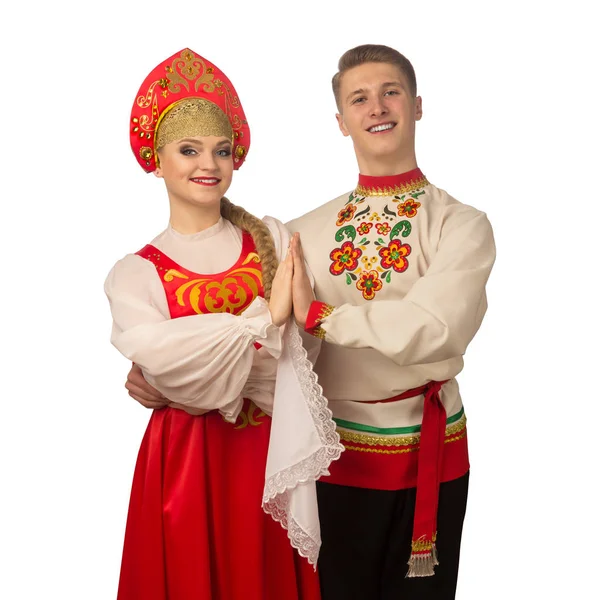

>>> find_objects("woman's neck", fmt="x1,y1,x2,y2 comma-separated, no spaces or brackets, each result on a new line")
169,200,222,235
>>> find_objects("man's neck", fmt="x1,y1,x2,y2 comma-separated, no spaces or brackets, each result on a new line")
356,152,418,178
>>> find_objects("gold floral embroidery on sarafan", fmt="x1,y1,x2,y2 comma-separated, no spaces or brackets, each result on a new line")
164,252,262,315
136,232,263,318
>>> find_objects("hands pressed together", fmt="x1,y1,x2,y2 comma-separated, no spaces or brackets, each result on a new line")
125,232,314,409
269,232,314,327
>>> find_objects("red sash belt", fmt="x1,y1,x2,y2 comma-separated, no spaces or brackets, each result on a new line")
368,380,449,578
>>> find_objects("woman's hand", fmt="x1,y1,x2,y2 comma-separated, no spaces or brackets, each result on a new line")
269,248,294,326
291,233,315,328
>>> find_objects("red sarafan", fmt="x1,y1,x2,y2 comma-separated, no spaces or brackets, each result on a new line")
116,235,318,600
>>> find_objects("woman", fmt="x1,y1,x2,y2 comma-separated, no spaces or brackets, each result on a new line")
105,48,342,600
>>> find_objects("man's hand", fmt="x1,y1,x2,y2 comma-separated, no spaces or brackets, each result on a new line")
125,363,169,409
291,232,315,328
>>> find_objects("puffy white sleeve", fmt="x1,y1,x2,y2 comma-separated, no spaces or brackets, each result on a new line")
261,217,343,567
104,254,282,421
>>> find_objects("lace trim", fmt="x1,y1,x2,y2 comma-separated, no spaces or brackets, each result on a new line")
262,322,344,565
262,491,320,566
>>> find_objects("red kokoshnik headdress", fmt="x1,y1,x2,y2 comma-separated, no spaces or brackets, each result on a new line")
130,48,250,172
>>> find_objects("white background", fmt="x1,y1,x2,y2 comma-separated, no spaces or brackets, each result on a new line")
1,0,598,598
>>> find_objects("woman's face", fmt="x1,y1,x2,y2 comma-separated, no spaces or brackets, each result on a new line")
154,135,233,209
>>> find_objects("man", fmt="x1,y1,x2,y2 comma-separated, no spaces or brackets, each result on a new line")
126,45,495,599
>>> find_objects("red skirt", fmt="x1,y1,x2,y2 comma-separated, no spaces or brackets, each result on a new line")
117,400,321,600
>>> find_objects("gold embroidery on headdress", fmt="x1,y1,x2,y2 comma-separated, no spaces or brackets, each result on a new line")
155,98,233,150
166,51,216,95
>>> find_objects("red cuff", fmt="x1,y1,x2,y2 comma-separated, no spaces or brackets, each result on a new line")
305,301,335,339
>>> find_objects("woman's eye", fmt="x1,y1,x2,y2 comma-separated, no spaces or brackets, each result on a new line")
181,147,196,156
216,149,232,157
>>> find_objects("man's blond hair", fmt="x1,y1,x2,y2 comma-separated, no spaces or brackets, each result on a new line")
332,44,417,111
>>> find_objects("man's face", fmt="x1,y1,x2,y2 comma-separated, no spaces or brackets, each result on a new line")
336,62,422,167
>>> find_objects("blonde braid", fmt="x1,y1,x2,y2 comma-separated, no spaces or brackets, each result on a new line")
220,197,279,300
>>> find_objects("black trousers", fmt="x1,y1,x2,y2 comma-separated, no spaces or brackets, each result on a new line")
316,472,469,600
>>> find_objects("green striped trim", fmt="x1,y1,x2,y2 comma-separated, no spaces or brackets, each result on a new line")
334,406,465,435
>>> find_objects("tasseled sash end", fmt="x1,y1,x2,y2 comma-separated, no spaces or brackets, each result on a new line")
406,534,438,578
